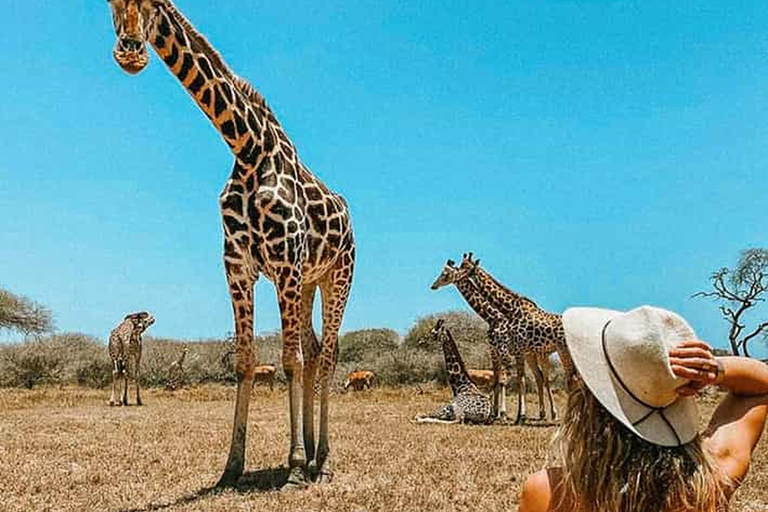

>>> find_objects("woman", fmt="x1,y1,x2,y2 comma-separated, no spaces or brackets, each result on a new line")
518,305,768,512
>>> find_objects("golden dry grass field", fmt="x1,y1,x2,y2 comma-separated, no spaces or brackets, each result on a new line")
1,386,767,512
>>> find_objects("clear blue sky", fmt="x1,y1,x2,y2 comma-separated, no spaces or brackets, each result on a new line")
1,1,767,355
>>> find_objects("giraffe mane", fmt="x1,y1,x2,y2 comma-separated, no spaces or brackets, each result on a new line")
161,0,269,110
477,266,539,309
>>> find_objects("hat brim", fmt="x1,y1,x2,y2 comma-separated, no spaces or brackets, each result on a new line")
563,307,698,447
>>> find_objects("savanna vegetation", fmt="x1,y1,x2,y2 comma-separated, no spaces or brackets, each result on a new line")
0,311,563,391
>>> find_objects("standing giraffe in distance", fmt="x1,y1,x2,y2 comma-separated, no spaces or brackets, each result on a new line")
415,319,492,424
431,260,546,423
459,253,573,421
103,0,355,489
108,311,155,406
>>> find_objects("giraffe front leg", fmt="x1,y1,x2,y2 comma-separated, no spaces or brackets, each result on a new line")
526,353,546,420
120,369,128,406
277,270,308,491
489,350,503,420
216,270,257,488
109,362,119,406
514,355,526,425
300,286,320,471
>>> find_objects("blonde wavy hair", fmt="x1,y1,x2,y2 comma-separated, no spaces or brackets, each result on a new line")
552,380,730,512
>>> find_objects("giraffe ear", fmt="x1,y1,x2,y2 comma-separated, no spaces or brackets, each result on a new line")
447,259,455,267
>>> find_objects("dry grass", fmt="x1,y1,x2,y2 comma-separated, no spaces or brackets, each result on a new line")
0,387,766,512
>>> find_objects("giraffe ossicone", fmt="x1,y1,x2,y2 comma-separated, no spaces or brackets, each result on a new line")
103,0,355,490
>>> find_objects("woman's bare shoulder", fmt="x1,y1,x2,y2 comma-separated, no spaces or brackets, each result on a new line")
519,468,575,512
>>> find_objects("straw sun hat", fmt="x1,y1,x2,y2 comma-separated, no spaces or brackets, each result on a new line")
562,305,700,447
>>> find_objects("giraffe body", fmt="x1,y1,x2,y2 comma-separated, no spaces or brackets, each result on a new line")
108,312,154,406
415,320,492,425
459,253,575,421
104,0,355,488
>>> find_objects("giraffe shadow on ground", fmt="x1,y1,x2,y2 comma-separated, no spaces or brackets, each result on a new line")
115,467,290,512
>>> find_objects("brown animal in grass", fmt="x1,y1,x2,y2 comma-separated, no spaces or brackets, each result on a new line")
343,370,374,391
252,365,277,391
467,369,496,391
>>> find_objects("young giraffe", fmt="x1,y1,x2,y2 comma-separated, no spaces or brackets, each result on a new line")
108,311,155,406
431,260,547,423
415,319,492,424
103,0,355,489
459,253,574,421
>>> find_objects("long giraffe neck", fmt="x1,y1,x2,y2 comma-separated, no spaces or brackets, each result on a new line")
454,278,506,326
148,1,294,168
471,266,537,321
438,327,479,396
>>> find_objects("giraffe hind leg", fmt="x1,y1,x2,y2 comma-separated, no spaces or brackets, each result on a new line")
314,262,353,484
216,269,257,488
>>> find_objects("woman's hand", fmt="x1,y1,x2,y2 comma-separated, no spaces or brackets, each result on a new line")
669,340,720,397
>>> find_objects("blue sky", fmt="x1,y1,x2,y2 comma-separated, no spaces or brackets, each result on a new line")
1,1,767,355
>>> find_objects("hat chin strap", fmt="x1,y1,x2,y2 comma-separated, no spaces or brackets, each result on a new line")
601,321,682,447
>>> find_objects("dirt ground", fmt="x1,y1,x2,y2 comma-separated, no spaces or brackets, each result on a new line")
1,386,766,512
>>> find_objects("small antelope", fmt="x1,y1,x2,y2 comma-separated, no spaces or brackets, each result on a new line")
253,365,277,391
467,369,495,391
343,370,374,391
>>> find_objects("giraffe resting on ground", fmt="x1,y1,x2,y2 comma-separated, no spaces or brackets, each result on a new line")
108,311,155,406
431,260,547,424
458,253,574,421
415,319,492,424
104,0,355,489
165,346,189,391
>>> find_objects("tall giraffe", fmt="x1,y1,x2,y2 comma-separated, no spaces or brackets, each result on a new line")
459,253,574,421
431,260,546,423
103,0,355,489
415,319,492,424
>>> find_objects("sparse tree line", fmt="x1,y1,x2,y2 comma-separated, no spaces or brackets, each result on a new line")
1,248,766,389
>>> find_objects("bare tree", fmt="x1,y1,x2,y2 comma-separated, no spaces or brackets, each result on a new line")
694,249,768,357
0,288,53,335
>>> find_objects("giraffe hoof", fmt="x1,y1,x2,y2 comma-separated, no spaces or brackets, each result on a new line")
281,467,308,491
214,471,241,488
316,470,333,485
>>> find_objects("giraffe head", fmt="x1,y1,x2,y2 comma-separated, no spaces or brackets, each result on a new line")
125,311,155,336
106,0,159,74
418,318,446,347
430,259,473,290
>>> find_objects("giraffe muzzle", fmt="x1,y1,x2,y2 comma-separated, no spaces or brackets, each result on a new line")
113,38,149,74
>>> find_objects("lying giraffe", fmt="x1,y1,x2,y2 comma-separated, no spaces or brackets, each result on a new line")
165,346,189,391
103,0,355,488
108,311,155,406
431,260,547,423
415,319,492,424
